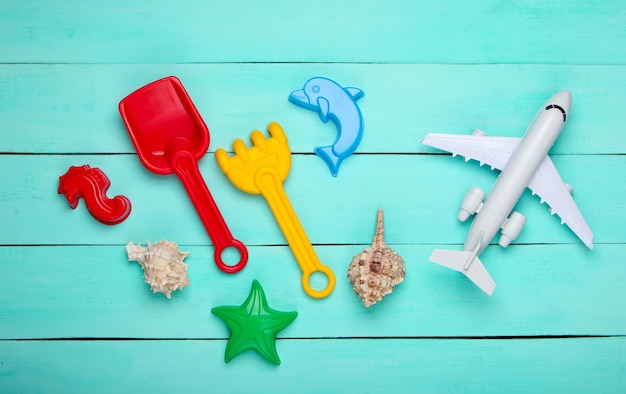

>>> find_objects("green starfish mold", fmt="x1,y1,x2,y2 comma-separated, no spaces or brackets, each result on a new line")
211,280,298,365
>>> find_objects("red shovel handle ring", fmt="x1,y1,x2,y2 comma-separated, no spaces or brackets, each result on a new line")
214,238,248,274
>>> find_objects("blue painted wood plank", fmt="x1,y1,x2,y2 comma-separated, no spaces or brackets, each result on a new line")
2,0,626,64
1,64,624,154
0,154,620,246
1,0,625,390
1,244,623,339
1,338,625,393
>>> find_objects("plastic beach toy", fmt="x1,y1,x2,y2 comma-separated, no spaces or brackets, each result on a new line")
211,280,298,365
119,76,248,274
289,76,364,177
215,122,336,298
58,164,131,225
420,90,593,296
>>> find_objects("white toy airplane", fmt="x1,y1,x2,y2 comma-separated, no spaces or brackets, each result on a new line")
420,90,593,296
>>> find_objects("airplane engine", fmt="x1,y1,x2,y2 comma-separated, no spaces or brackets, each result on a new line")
457,186,485,222
499,211,527,248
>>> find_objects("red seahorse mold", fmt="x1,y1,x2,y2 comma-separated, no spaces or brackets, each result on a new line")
58,165,131,225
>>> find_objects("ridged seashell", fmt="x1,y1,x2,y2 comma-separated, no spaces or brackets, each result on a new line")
126,240,190,299
347,209,406,307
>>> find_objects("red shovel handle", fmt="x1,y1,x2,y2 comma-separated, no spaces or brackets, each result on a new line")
167,140,248,273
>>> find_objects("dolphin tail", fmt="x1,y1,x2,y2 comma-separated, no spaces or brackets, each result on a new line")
315,145,342,177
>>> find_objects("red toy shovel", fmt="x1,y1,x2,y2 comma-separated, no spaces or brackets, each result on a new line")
119,76,248,273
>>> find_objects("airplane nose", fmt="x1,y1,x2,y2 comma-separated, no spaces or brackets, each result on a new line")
545,90,571,121
552,90,571,112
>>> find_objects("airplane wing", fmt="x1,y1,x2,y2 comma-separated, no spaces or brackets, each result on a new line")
420,133,521,171
420,132,594,249
527,156,594,249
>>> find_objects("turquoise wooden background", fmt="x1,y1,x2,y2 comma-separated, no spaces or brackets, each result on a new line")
2,0,625,392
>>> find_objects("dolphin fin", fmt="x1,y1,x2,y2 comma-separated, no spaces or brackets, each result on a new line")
345,87,364,100
317,97,330,122
315,145,342,177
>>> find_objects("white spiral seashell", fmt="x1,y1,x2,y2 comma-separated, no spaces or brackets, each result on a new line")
126,240,190,299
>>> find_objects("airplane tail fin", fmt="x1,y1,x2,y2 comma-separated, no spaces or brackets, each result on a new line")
429,249,496,296
314,145,342,177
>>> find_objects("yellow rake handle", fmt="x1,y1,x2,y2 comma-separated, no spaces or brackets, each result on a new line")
255,167,335,298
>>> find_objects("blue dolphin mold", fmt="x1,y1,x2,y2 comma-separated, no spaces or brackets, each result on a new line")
289,77,364,177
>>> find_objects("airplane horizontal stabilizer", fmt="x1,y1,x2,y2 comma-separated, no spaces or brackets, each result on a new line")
429,249,496,296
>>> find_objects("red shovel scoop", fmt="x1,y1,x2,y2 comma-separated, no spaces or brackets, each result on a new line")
119,76,248,273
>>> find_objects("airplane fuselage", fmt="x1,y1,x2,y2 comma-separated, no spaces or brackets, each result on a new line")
464,93,569,254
